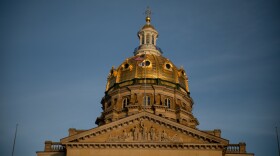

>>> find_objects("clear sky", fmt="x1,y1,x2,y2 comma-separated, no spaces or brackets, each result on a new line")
0,0,279,156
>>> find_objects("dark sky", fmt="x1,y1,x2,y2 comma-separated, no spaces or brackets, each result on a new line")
0,0,280,156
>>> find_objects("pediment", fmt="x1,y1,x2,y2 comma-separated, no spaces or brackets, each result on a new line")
61,112,228,145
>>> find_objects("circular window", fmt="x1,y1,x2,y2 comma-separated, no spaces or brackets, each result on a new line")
166,64,171,69
124,63,129,69
145,61,150,66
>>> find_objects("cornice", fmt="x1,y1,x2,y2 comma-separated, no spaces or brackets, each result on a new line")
61,112,228,145
64,142,225,150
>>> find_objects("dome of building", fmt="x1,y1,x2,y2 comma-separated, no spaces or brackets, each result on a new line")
37,8,254,156
96,13,198,128
106,53,189,94
106,15,189,94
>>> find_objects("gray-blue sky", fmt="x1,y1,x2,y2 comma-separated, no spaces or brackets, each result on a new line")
0,0,279,156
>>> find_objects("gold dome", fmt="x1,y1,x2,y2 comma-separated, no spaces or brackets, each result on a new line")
106,53,189,93
97,10,197,128
105,11,189,94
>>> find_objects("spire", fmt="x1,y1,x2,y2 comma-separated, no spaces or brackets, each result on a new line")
145,6,152,24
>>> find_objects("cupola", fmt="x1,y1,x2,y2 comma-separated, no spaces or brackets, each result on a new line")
135,7,161,56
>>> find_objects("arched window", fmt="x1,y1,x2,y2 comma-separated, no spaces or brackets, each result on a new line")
142,34,145,44
165,98,171,108
152,35,155,44
143,96,150,106
146,34,150,44
122,98,129,108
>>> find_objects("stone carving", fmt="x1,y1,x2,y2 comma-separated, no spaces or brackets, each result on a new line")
161,130,168,141
140,119,146,140
106,120,183,142
132,126,139,140
150,126,156,141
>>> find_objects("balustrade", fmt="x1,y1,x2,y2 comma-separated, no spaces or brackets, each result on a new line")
44,141,65,152
226,142,246,153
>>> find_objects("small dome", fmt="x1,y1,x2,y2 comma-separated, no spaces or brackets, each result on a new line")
141,24,155,30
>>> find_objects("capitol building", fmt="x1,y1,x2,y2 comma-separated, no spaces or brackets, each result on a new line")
37,10,254,156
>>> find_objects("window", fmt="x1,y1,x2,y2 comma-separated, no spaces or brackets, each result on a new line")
143,96,151,106
146,34,150,44
139,60,151,67
145,60,150,66
165,98,171,108
181,70,185,75
165,64,171,69
122,98,129,108
142,34,145,44
124,63,129,69
152,35,155,44
164,63,172,71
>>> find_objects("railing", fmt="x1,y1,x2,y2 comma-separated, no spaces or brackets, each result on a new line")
44,141,65,152
156,46,163,54
226,142,246,154
133,45,163,55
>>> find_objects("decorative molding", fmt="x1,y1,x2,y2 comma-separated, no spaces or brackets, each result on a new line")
64,142,225,150
61,112,228,145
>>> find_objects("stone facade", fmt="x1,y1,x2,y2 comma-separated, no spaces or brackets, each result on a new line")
37,113,253,156
37,9,254,156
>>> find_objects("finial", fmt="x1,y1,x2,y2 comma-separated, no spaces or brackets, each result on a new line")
145,6,152,24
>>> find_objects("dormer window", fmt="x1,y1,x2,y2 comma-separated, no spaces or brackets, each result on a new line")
122,63,132,71
164,63,173,71
139,60,151,67
124,63,129,69
145,60,150,66
166,64,171,69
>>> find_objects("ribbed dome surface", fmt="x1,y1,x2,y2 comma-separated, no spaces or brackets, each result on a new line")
141,24,156,30
105,13,189,94
106,53,189,93
97,12,197,128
